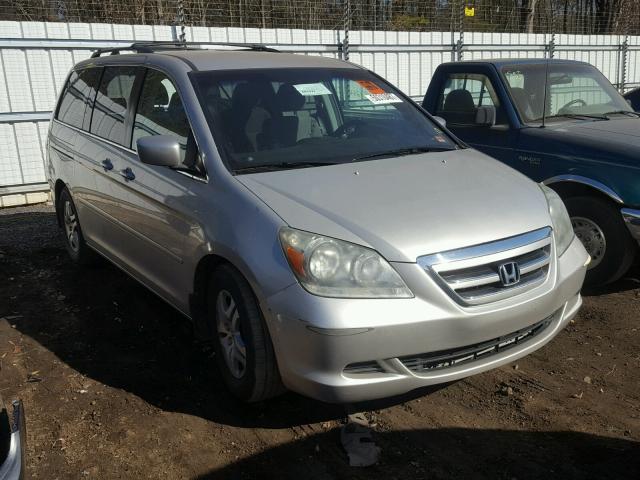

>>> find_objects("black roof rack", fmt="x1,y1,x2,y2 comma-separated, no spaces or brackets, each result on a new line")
90,41,279,58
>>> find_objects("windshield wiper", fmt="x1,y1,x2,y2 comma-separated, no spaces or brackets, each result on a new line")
233,161,339,174
603,110,639,117
352,146,455,162
540,113,609,121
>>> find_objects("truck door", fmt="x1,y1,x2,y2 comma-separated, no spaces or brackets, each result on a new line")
426,69,518,166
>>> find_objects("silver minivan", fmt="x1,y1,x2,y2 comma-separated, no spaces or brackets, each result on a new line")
47,43,589,403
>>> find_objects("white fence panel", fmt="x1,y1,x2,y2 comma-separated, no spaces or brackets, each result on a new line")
0,21,638,206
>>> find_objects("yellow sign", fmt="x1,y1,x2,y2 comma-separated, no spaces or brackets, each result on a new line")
465,6,475,17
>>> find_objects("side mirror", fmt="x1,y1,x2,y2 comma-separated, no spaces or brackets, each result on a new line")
433,116,447,128
136,135,182,168
475,105,496,127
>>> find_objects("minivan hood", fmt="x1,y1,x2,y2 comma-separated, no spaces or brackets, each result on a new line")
237,149,551,262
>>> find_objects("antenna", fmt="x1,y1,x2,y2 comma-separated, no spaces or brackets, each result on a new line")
541,57,550,128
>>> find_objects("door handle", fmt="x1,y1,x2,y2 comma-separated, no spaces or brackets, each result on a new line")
119,167,135,182
101,158,113,171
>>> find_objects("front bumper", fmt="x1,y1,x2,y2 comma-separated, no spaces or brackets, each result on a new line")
264,236,588,403
622,208,640,242
0,399,25,480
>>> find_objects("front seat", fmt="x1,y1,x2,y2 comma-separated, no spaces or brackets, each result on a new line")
259,84,307,149
441,89,477,124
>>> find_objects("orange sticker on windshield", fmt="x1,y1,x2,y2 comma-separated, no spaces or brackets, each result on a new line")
356,80,385,94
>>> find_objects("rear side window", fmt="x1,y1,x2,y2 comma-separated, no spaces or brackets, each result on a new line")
90,66,138,145
436,73,503,125
56,68,102,130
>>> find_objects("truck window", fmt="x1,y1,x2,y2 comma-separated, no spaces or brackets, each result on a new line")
435,73,502,126
501,63,631,123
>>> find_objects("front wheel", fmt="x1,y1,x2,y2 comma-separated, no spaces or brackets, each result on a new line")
564,196,636,287
207,265,284,402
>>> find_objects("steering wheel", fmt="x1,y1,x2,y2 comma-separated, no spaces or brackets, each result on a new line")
331,119,366,138
558,98,587,114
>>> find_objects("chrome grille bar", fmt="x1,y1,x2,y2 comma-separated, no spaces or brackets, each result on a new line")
418,227,553,306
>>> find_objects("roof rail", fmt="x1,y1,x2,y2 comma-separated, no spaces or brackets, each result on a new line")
90,41,279,58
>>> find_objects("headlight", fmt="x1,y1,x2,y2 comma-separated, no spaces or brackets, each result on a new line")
540,185,574,255
279,227,413,298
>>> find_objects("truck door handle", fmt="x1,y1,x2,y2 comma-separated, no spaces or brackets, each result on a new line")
119,168,135,181
101,159,113,171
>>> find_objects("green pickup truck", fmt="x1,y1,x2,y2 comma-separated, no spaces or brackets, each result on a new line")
423,59,640,287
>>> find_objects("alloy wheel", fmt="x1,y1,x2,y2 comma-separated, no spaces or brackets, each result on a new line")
216,289,247,379
63,199,80,253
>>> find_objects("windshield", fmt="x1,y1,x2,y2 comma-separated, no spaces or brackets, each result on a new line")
192,68,457,172
501,63,631,123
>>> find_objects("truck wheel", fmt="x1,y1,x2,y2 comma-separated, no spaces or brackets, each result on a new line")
564,196,636,287
57,188,98,265
207,265,284,402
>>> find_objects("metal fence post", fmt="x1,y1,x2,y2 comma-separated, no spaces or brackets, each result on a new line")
343,0,351,61
621,35,629,92
456,1,464,61
177,0,186,43
546,33,555,59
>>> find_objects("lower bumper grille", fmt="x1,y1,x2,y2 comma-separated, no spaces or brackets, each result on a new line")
343,312,556,376
399,314,554,373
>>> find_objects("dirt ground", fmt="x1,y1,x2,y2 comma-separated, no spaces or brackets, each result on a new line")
0,204,639,479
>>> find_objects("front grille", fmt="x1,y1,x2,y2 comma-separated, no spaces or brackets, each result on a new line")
399,314,554,374
418,227,552,306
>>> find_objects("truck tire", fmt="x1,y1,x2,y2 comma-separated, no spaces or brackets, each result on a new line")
207,264,284,402
564,196,636,287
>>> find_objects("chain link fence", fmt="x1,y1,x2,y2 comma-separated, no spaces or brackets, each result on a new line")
2,1,640,35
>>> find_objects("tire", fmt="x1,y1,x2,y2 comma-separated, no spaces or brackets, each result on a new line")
564,196,637,287
57,187,98,265
0,394,10,464
207,264,284,402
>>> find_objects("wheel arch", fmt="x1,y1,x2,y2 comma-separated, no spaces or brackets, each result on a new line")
190,253,260,342
542,175,623,204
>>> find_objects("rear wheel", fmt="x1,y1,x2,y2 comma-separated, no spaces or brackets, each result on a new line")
207,265,284,402
564,196,636,287
57,187,97,265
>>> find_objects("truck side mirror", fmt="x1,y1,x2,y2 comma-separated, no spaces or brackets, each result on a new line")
433,116,447,128
475,105,496,127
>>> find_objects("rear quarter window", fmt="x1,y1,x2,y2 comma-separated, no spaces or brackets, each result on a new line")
56,67,102,130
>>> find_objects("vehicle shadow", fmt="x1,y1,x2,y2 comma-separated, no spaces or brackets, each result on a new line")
582,263,640,296
193,427,640,480
0,210,637,431
0,211,448,429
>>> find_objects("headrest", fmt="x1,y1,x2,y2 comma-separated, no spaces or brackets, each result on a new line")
275,84,305,111
144,77,169,106
443,89,475,112
232,83,260,111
